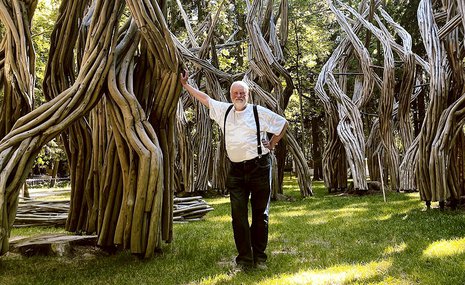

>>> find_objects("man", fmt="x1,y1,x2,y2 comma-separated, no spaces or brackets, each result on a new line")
180,70,288,270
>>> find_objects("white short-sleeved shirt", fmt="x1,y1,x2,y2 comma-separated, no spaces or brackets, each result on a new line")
208,98,287,162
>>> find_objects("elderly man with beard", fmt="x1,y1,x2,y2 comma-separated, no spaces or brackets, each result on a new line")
180,70,288,271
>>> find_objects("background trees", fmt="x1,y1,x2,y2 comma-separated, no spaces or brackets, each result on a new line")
316,0,465,211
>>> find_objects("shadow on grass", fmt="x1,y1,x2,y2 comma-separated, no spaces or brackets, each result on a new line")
264,187,465,285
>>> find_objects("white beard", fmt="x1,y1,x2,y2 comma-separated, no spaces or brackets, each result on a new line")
233,100,247,111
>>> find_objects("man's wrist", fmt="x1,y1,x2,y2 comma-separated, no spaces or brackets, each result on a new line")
270,136,277,149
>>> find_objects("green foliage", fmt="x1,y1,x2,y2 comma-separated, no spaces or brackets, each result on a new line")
384,0,424,55
3,179,465,284
170,0,249,74
31,0,60,106
284,93,302,121
27,1,64,177
284,0,338,156
32,139,67,176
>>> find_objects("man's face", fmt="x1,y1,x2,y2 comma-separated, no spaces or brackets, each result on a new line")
230,83,249,111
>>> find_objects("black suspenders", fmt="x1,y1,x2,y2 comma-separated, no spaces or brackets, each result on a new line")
224,104,262,158
224,104,234,139
252,105,263,156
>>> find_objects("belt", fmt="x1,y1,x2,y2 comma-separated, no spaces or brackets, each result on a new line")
230,153,269,166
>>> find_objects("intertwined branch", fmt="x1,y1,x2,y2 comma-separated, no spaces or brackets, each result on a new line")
318,0,429,192
0,0,36,137
0,0,123,255
416,0,465,204
319,0,465,203
1,0,183,258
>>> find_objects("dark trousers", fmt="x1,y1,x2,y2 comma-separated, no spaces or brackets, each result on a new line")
227,154,271,266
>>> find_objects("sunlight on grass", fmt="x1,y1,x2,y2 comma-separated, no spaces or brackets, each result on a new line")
332,207,368,216
206,197,229,205
272,205,370,226
275,206,367,220
423,238,465,258
38,195,70,201
4,179,465,285
258,260,392,285
194,273,233,285
209,215,231,223
375,214,392,221
278,208,308,218
383,243,407,255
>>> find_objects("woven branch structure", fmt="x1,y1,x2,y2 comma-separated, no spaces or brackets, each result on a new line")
318,0,465,202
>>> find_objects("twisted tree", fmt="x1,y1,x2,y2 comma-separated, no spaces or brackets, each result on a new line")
319,0,465,209
317,0,427,192
416,0,465,208
0,0,180,258
0,0,124,255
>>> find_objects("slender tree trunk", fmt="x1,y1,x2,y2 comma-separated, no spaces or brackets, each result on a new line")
311,116,323,181
49,158,60,188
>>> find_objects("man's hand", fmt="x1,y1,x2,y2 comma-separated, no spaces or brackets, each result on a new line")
262,138,276,151
178,69,210,108
180,69,189,86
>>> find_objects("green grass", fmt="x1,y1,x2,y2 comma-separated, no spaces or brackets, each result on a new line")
1,176,465,285
27,187,71,201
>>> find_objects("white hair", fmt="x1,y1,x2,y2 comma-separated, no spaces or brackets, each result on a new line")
229,81,250,94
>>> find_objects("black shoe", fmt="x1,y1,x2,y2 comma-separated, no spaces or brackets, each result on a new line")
234,262,254,273
255,261,267,270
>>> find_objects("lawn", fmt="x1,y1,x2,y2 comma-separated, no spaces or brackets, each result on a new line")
1,176,465,285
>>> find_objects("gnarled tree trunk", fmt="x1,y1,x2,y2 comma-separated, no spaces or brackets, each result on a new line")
0,0,181,259
0,0,123,255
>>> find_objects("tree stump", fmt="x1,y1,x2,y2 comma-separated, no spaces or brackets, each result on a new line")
9,234,98,257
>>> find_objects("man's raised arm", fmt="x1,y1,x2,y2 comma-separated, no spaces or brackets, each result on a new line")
180,70,210,108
